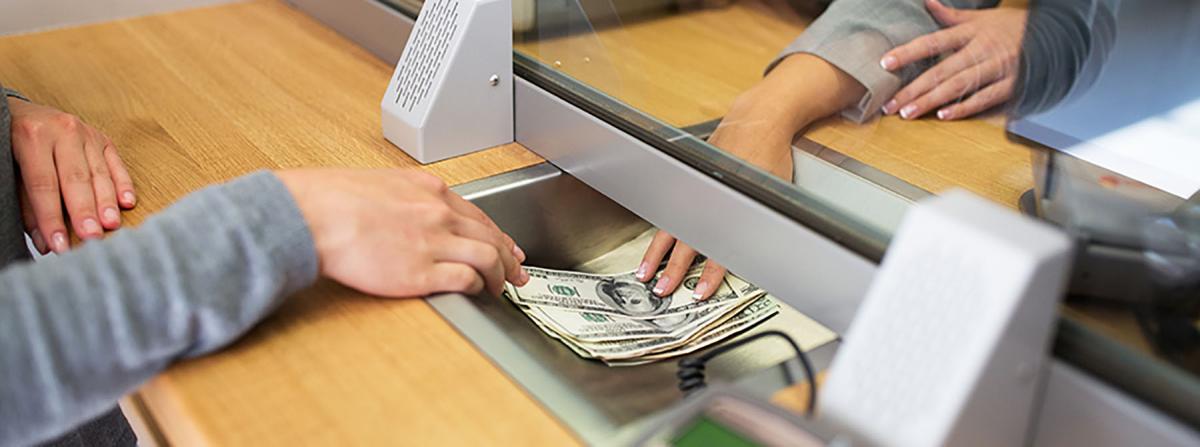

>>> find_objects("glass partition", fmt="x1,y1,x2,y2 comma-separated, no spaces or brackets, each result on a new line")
374,0,1200,426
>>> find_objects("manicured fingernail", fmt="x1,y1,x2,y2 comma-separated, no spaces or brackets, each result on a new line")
82,218,102,237
103,208,120,225
900,104,918,120
512,244,526,262
937,108,951,120
653,276,669,296
51,232,68,253
30,229,46,253
636,262,650,281
692,281,710,300
882,99,898,115
122,191,136,206
519,268,530,284
880,55,897,70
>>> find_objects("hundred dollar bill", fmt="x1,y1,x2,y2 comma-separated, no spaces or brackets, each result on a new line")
568,296,778,360
507,265,754,320
603,299,781,366
525,298,743,343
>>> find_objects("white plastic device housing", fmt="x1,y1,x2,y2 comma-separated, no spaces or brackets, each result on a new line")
820,189,1074,447
381,0,513,164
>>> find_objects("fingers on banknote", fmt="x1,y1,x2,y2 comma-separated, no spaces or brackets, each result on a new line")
695,262,728,300
639,230,677,282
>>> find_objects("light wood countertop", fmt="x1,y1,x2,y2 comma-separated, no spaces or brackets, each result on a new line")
0,1,568,445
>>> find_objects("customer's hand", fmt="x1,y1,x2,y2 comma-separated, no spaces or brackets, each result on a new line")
7,98,136,254
277,169,528,298
879,0,1027,121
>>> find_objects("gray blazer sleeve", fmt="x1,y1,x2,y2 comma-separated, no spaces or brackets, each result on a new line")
0,171,319,446
769,0,1000,122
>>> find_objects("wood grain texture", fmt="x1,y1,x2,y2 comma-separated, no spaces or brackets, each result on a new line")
0,1,568,445
516,0,1034,207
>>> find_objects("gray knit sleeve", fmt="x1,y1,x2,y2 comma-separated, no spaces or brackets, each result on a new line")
2,87,29,102
768,0,1001,122
0,171,319,446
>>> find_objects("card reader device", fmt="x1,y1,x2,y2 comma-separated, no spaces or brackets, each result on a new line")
820,190,1074,446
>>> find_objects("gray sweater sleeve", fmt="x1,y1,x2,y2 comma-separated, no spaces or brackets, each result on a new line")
2,87,29,102
0,171,320,446
768,0,1000,122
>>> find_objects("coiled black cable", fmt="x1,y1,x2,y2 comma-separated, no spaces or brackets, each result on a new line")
676,330,817,416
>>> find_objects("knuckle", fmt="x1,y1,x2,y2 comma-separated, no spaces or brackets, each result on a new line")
52,113,81,132
481,248,500,267
408,170,447,192
414,200,452,224
90,162,110,178
429,204,455,225
13,119,44,140
666,256,691,271
946,76,970,93
450,268,477,290
25,176,58,194
63,166,91,184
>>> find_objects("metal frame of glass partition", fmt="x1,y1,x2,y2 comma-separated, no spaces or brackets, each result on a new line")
283,0,1200,435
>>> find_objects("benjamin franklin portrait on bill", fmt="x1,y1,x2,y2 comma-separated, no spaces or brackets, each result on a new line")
595,276,671,317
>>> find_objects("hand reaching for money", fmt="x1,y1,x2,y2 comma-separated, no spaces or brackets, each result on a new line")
277,168,528,298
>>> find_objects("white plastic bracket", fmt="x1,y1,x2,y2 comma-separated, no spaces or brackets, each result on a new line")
381,0,513,164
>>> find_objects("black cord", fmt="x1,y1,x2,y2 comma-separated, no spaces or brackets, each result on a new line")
676,330,817,416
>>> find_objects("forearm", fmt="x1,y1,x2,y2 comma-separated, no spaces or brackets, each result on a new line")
736,53,865,135
0,171,319,446
706,54,863,181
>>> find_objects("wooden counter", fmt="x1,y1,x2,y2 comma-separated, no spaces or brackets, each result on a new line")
0,1,568,445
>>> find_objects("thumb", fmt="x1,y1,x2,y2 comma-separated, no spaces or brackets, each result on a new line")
926,0,972,26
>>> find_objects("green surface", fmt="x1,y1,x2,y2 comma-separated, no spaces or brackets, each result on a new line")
671,416,761,447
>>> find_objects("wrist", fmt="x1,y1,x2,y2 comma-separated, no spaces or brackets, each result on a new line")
274,170,332,269
5,96,28,112
733,81,817,137
751,53,867,129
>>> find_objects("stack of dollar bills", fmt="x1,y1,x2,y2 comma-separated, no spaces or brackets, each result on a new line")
503,264,780,366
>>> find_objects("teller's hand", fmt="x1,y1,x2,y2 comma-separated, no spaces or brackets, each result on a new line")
277,169,528,298
636,53,865,300
7,98,137,253
637,230,727,300
880,0,1028,121
634,89,796,300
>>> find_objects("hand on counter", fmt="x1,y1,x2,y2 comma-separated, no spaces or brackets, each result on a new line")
7,98,137,254
880,0,1028,121
638,53,864,300
277,169,528,298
